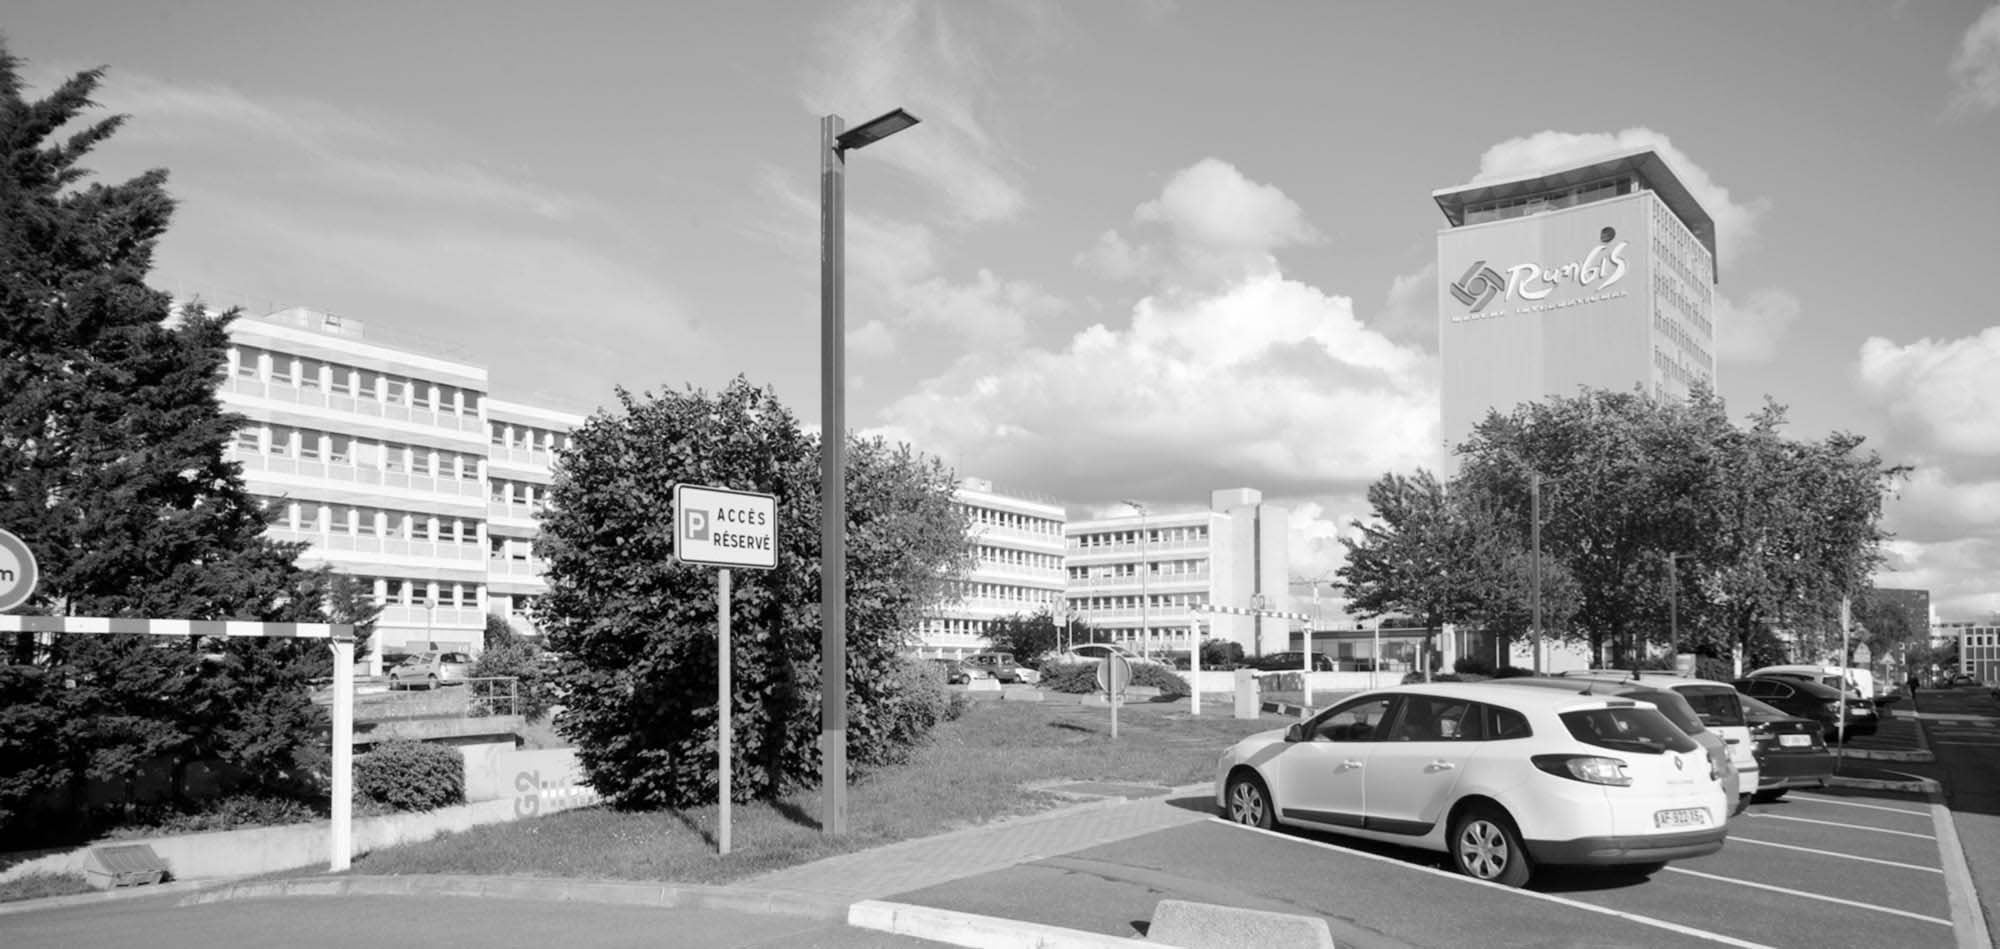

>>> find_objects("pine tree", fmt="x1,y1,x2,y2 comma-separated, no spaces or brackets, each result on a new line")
0,42,333,844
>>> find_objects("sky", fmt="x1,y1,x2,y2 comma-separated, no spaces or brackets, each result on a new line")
8,1,2000,620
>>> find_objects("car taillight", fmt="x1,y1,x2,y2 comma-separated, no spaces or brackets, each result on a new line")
1532,754,1633,787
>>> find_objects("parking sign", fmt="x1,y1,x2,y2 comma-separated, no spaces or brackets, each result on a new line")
673,484,777,569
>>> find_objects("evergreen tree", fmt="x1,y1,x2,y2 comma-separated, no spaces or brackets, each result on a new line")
0,43,333,843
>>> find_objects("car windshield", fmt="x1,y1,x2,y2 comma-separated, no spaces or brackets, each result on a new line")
1625,689,1705,735
1737,694,1791,720
1559,706,1698,754
1674,685,1745,727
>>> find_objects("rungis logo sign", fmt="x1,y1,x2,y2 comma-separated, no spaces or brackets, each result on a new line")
1450,262,1506,313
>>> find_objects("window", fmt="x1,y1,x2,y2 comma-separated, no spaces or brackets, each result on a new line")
1559,706,1696,754
1483,705,1532,740
1307,696,1395,742
1386,695,1478,742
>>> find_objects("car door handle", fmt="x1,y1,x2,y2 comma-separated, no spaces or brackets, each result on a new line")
1338,760,1364,771
1724,738,1741,745
1426,760,1456,772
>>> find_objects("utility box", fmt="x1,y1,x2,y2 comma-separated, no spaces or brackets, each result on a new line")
83,844,169,888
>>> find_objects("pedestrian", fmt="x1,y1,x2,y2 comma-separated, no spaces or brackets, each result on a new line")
1908,672,1922,697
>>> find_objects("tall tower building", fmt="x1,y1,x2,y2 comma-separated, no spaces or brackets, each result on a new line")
1434,147,1718,466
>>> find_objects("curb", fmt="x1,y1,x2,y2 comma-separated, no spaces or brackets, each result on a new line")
175,873,851,920
0,875,248,917
849,899,1155,949
1824,773,1941,796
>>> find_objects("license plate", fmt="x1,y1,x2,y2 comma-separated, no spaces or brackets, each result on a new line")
1655,807,1709,829
1779,734,1812,747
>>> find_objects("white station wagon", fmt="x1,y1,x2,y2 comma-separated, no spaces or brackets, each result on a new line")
1216,682,1728,886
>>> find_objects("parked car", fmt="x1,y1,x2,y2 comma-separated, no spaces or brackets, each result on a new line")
1941,673,1985,688
926,658,972,685
1745,664,1879,704
1735,693,1835,802
1560,670,1760,802
389,650,471,690
1247,651,1337,672
1216,682,1728,887
1489,677,1742,812
964,652,1040,685
1732,676,1878,740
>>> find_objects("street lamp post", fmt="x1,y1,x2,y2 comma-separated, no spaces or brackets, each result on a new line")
820,107,919,838
1122,500,1148,659
1666,552,1683,652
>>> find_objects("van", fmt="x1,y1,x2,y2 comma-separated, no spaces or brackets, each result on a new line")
1746,664,1877,701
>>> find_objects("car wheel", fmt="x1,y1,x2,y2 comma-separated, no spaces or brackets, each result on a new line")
1732,793,1751,816
1751,788,1788,804
1450,804,1533,887
1225,772,1276,830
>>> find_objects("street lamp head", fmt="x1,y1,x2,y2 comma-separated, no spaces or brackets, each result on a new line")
1120,498,1146,514
835,108,921,152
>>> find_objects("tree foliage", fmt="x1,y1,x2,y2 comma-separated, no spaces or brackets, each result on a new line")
1353,387,1908,669
0,45,342,845
985,609,1063,662
537,377,975,809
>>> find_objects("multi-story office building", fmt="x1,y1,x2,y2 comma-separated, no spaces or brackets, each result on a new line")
919,479,1068,659
1934,622,1999,684
484,399,586,637
206,306,581,670
1064,489,1290,658
1434,147,1718,466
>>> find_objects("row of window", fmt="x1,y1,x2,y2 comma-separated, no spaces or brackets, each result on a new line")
345,575,480,608
1067,592,1212,612
1071,525,1209,548
1652,270,1715,338
1070,559,1209,581
283,503,481,543
1653,346,1711,389
243,424,482,479
959,504,1063,536
1652,307,1713,371
945,582,1063,604
489,422,568,453
1460,176,1636,225
1651,201,1713,287
233,345,482,416
975,546,1062,571
490,478,553,505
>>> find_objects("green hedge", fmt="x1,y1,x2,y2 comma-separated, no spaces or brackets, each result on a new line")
1036,660,1189,698
353,740,464,812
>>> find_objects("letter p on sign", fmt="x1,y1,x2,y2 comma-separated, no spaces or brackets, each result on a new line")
684,508,711,541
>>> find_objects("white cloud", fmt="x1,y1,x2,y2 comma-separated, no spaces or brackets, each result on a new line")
1713,289,1802,363
850,319,897,359
1373,263,1439,349
1087,158,1323,291
1948,4,2000,115
1857,328,2000,459
1287,499,1371,583
895,269,1061,348
804,1,1027,224
1873,536,2000,621
1469,128,1768,268
88,69,580,219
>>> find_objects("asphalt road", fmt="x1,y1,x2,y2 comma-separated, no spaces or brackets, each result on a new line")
894,785,1966,948
0,893,947,949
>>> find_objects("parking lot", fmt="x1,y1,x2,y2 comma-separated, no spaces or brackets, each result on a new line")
895,784,1973,948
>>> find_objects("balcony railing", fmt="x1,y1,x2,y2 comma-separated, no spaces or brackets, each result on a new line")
486,557,550,580
235,450,485,499
224,376,484,434
269,527,486,562
378,604,487,628
486,500,546,524
487,445,559,469
1067,572,1210,589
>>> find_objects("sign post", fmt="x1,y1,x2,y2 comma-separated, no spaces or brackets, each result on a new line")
1189,616,1202,717
672,484,778,856
1097,653,1131,739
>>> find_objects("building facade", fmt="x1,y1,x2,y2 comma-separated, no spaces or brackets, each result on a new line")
918,479,1068,658
1935,622,2000,684
207,306,582,670
1434,147,1718,466
1064,488,1290,659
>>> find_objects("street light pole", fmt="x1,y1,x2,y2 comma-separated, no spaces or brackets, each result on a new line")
1667,553,1682,652
820,107,919,838
1530,470,1542,675
1122,500,1148,660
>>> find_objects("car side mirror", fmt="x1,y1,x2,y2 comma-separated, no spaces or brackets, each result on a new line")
1284,723,1306,743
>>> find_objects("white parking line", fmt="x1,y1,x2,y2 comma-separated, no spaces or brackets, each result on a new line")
1209,818,1775,949
1664,867,1952,926
1726,836,1943,873
1783,793,1929,816
1749,813,1935,839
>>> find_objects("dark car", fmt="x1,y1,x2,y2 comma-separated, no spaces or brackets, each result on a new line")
1248,651,1336,672
1736,693,1834,803
927,658,972,685
1942,673,1985,688
1733,676,1877,740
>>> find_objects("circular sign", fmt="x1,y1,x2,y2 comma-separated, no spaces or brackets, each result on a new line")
0,528,40,612
1095,653,1132,696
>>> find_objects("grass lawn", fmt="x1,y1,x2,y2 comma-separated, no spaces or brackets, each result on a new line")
0,871,94,903
349,693,1289,885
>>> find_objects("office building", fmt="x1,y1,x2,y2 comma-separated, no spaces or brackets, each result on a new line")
208,306,582,669
1434,147,1718,466
919,479,1068,658
1064,489,1290,658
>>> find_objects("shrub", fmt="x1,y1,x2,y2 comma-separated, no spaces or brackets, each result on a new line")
1130,663,1190,697
103,794,321,838
471,641,558,721
353,740,464,812
1200,640,1245,670
1403,672,1464,684
849,658,953,773
1037,661,1103,694
1454,656,1495,677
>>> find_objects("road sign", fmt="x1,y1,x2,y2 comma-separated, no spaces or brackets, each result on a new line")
0,528,39,612
673,484,777,569
1096,652,1132,696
